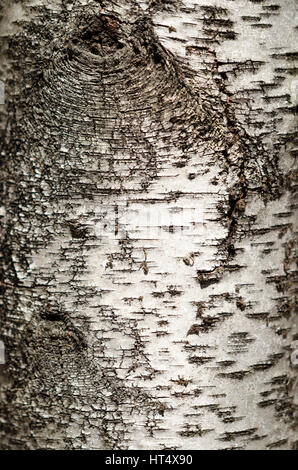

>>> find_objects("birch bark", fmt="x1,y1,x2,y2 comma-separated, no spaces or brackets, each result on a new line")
0,0,297,450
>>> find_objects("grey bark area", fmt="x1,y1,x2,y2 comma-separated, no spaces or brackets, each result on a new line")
0,0,297,450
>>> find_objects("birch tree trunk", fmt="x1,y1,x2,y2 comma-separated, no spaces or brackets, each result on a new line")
0,0,297,450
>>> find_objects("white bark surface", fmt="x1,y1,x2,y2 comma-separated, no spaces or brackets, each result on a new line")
0,0,297,450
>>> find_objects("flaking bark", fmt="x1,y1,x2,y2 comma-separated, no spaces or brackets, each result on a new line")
0,0,297,450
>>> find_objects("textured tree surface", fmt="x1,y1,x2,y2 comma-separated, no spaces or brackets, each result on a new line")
0,0,297,450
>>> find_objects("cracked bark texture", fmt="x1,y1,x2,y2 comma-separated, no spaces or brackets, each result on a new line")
0,0,297,450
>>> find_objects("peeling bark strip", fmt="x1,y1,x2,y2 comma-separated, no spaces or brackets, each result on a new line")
0,0,297,450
